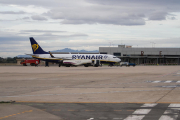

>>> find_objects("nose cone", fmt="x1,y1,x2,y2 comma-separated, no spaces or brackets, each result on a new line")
116,58,121,62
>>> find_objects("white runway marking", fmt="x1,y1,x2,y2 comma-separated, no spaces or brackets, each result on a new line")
169,104,180,107
164,109,180,114
94,104,180,120
99,117,107,119
176,81,180,83
141,103,157,107
152,81,160,83
162,104,180,119
159,115,178,120
162,86,177,88
124,103,152,120
164,104,180,114
164,81,172,83
87,118,94,120
124,115,145,120
150,80,180,84
133,109,151,114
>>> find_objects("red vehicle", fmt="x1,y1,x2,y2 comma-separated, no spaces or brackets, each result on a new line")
20,59,40,66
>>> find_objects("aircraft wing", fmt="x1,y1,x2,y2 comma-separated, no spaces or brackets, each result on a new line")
25,54,39,57
26,53,72,60
49,51,72,60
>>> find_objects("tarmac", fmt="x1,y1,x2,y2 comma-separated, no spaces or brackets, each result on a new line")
0,66,180,120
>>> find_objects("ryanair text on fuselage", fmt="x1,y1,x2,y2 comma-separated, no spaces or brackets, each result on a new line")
72,55,107,60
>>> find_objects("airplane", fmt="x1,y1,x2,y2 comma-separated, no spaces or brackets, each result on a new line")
28,37,121,67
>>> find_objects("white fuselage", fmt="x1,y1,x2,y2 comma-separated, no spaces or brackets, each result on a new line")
33,54,121,63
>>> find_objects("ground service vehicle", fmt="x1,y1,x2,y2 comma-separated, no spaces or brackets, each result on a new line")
20,59,39,66
120,62,129,67
127,63,136,67
120,62,136,67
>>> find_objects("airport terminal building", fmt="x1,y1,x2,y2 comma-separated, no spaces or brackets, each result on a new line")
99,45,180,65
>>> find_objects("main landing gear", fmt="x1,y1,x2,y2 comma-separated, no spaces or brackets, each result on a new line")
45,61,49,67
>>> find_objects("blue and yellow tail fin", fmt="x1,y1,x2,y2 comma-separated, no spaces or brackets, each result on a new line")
30,37,48,54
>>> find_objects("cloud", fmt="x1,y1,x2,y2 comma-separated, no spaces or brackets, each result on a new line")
43,0,180,25
58,14,145,25
17,30,88,38
0,36,28,42
0,11,26,14
22,17,30,20
45,7,146,25
20,30,66,33
0,0,180,25
37,33,88,38
31,15,47,21
0,19,16,21
170,16,176,20
0,0,180,57
0,0,84,7
87,0,180,8
148,12,168,20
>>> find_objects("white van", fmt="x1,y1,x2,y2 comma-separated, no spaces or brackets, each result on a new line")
120,62,129,67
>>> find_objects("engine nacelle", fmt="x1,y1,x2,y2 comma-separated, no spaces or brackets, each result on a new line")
63,60,92,66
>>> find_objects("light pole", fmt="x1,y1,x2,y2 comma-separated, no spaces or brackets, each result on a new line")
150,42,153,48
150,42,156,48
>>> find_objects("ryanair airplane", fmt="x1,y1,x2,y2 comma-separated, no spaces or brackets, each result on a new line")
29,37,121,67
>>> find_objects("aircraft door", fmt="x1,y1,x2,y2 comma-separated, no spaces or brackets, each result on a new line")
108,56,110,61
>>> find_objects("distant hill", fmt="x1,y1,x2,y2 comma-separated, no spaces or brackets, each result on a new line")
17,48,99,58
52,48,99,53
16,55,32,58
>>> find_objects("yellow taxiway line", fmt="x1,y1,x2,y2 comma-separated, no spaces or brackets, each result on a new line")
15,101,180,104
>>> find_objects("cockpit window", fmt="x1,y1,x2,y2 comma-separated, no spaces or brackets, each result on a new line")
113,57,117,58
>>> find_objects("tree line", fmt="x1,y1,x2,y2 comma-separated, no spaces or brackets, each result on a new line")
0,57,17,63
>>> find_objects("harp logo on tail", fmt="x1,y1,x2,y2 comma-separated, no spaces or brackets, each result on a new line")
32,44,39,52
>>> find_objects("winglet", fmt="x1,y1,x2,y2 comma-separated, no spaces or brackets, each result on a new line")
49,51,55,58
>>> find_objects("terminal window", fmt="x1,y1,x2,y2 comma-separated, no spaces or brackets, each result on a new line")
114,53,121,56
100,52,107,54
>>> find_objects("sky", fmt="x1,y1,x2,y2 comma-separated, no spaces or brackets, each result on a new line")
0,0,180,57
